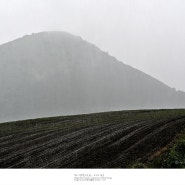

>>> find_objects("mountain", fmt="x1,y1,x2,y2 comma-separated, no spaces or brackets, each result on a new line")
0,31,185,122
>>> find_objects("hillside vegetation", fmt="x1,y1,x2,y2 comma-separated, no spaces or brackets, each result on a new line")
0,109,185,168
1,32,185,123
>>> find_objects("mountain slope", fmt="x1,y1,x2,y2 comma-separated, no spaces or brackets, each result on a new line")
0,31,185,122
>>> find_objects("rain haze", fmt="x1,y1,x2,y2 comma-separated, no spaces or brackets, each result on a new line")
0,0,185,91
2,0,185,174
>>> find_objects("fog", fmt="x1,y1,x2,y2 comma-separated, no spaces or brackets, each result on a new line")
0,0,185,91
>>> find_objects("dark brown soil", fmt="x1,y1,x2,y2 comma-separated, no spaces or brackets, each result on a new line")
0,109,185,168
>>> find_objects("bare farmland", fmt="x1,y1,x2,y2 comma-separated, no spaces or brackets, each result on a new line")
0,109,185,168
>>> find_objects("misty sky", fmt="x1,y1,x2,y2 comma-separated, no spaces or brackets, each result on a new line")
0,0,185,91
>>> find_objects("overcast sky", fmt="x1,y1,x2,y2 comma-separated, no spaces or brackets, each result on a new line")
0,0,185,91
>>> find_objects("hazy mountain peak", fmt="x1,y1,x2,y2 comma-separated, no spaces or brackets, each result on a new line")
0,31,185,123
